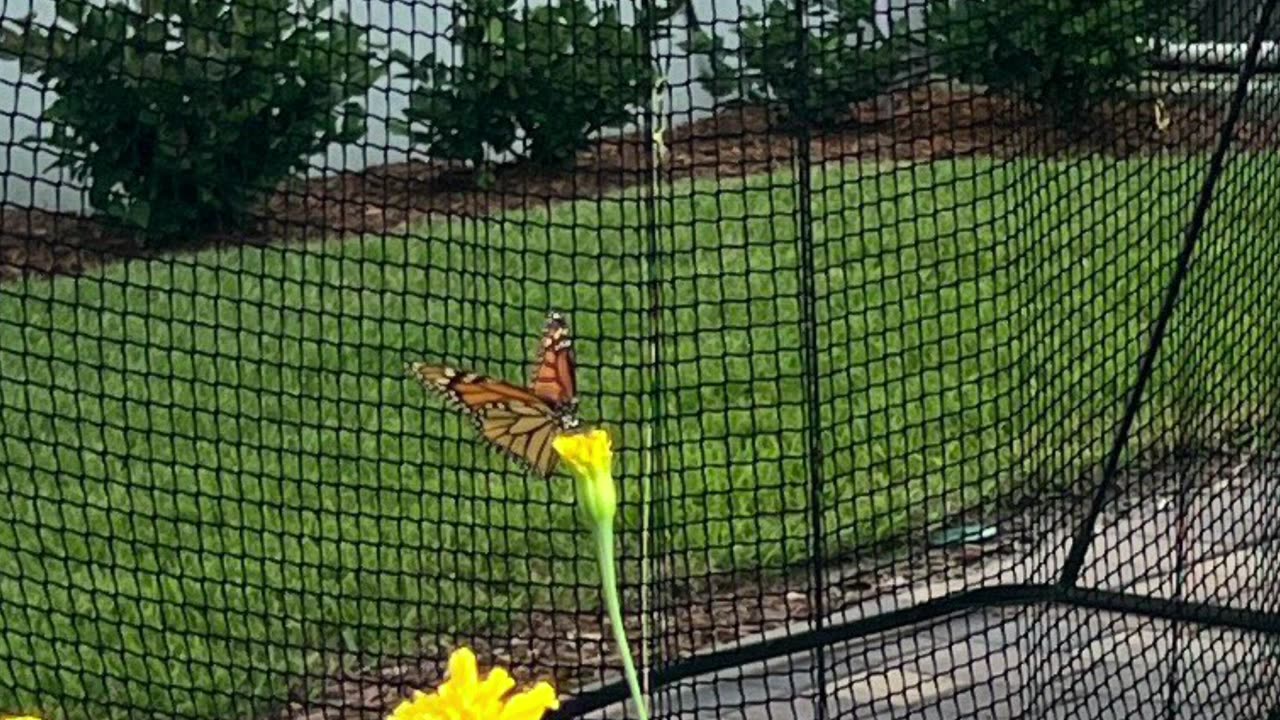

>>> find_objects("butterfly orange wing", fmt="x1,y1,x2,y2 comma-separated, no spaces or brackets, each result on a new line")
529,311,577,408
405,362,573,477
478,403,565,478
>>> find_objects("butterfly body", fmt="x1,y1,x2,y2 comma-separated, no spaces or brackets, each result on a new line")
406,312,580,477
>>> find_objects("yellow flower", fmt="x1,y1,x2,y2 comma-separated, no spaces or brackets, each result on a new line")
387,647,558,720
3,716,42,720
553,428,616,525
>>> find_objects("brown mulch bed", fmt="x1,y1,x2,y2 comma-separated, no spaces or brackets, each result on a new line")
4,84,1279,285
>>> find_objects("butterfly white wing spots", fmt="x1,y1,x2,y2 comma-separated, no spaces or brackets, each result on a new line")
406,363,482,428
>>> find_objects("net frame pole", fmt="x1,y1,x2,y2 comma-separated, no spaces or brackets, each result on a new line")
788,0,829,716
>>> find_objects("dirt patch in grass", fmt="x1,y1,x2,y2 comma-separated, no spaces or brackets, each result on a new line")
3,84,1278,284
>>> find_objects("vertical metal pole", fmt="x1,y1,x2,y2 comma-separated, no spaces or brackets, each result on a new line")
790,0,827,716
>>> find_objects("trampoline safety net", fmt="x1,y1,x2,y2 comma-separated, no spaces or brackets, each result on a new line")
1,0,1280,719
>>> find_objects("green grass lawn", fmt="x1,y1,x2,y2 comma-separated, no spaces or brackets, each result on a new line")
1,154,1278,720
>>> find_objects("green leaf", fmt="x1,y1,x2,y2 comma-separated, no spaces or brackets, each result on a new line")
388,48,417,69
10,0,379,247
305,0,336,16
387,116,414,138
138,0,185,17
685,30,716,55
55,1,84,24
336,102,367,143
484,16,505,43
122,200,152,229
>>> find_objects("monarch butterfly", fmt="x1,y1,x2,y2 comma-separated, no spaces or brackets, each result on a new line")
405,311,581,477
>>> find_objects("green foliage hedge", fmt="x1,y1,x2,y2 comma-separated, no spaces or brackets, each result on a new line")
0,0,1199,240
0,0,381,244
393,0,678,173
927,0,1178,124
687,0,899,126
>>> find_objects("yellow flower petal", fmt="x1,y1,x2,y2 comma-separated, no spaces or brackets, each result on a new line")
497,682,560,720
476,666,517,705
554,428,617,525
386,650,558,720
446,647,479,691
552,428,612,476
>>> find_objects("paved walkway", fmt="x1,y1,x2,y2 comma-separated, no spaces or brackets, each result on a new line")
589,456,1280,719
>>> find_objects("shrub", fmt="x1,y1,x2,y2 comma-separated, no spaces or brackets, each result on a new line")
0,0,381,244
392,0,678,173
926,0,1172,125
686,0,898,127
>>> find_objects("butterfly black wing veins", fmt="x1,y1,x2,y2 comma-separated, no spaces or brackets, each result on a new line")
404,311,582,477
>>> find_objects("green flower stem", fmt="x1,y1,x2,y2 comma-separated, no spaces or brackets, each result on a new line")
592,517,649,720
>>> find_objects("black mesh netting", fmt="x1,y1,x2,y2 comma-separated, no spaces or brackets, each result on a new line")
2,0,1280,719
